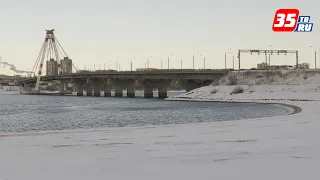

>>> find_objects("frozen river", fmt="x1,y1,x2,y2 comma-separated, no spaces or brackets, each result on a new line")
0,91,289,133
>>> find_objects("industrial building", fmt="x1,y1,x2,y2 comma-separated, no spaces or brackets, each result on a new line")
256,62,309,70
295,63,310,69
257,62,268,69
61,57,72,74
46,58,58,75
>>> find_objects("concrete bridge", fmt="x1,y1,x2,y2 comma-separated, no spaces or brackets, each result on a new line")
20,69,229,98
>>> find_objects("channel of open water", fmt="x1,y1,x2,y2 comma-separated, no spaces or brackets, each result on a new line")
0,91,289,133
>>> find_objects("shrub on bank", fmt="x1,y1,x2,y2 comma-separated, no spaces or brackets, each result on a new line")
231,86,244,95
210,88,219,94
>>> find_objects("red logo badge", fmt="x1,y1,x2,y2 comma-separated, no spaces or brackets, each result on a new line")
272,9,300,32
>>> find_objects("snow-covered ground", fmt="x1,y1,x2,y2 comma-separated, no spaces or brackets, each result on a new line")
168,70,320,102
1,70,320,179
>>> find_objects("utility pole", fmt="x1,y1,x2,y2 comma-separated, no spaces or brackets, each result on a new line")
265,53,268,64
131,61,132,71
204,57,205,69
161,60,163,69
168,57,169,69
181,59,182,69
104,63,105,70
224,53,226,69
238,50,241,70
268,54,271,65
315,50,317,69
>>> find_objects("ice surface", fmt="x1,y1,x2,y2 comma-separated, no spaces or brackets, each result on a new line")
0,101,319,180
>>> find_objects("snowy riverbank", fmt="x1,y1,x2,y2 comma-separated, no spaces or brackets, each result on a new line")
1,70,320,179
168,70,320,102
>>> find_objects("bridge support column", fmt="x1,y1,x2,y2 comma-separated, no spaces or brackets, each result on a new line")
114,87,123,97
158,87,167,98
93,79,101,97
86,85,93,96
127,81,135,98
76,83,84,96
144,87,153,98
104,84,111,97
59,80,65,93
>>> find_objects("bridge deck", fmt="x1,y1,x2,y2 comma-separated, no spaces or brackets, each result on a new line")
19,69,230,83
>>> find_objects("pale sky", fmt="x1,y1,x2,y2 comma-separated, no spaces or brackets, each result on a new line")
0,0,319,72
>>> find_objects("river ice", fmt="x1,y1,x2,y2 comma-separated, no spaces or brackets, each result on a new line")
0,100,319,180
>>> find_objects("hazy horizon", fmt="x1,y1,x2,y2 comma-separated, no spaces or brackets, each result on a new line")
1,0,319,73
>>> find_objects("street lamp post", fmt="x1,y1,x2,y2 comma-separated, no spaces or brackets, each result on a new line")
225,49,232,69
193,52,200,69
131,58,135,71
232,56,234,69
224,53,226,69
193,55,194,69
147,56,152,69
168,54,174,69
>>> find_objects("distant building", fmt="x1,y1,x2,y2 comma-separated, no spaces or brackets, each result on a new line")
295,63,310,69
257,62,268,69
61,57,72,74
46,58,58,75
279,65,294,70
267,65,281,70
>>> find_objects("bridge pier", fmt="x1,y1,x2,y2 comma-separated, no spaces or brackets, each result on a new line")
86,85,93,96
74,80,85,96
93,79,101,97
104,80,111,97
158,87,167,98
144,87,153,98
127,81,135,98
59,80,65,93
114,87,123,97
77,84,84,96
